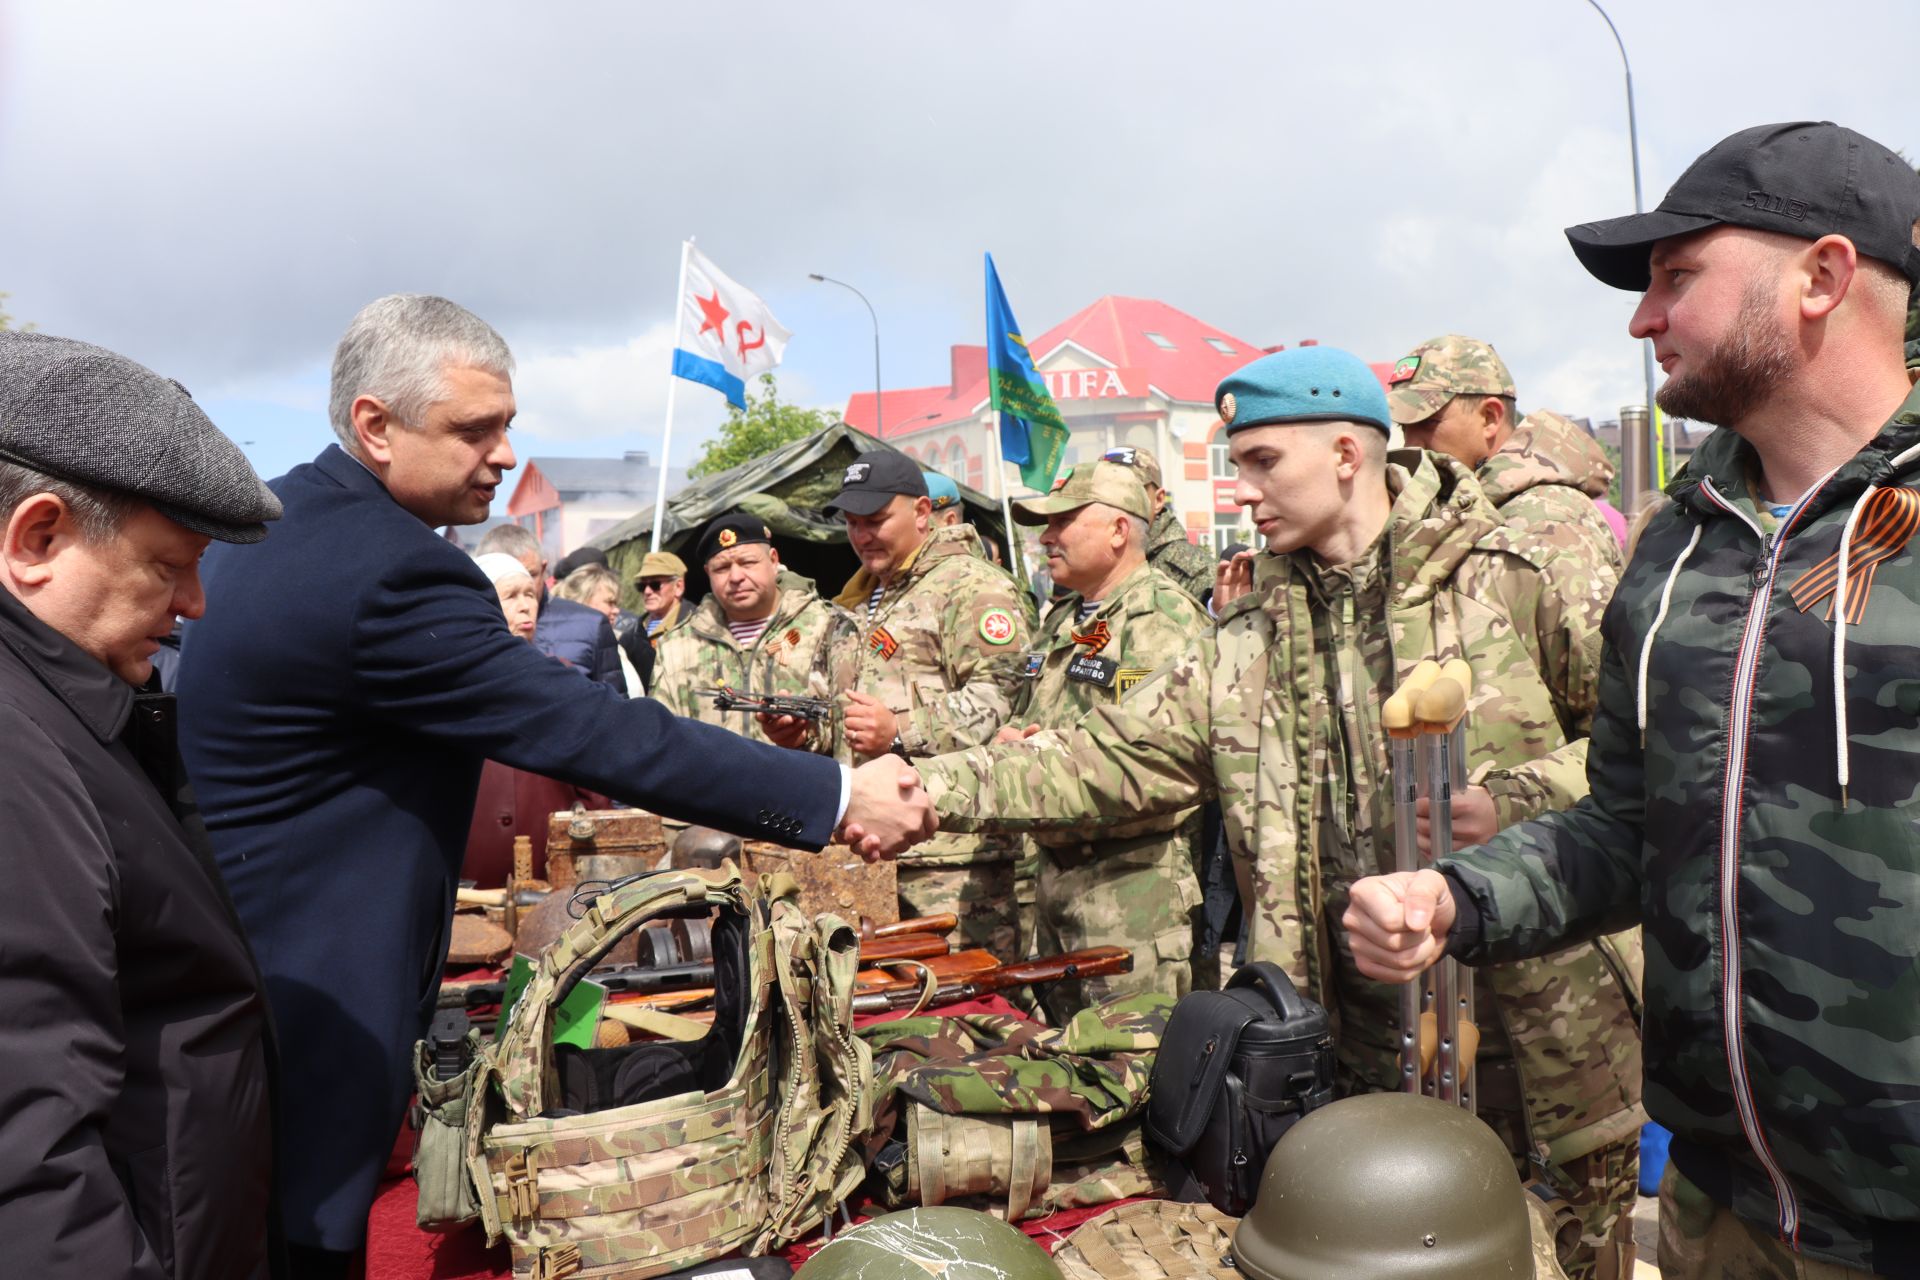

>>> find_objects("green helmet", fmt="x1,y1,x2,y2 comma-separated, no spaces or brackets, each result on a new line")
798,1208,1063,1280
1230,1093,1531,1280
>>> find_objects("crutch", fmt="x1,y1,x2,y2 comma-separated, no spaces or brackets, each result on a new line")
1413,659,1479,1113
1382,660,1441,1095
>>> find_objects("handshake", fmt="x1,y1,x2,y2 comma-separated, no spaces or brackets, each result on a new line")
833,755,940,862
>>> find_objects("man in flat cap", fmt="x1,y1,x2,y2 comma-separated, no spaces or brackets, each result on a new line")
820,449,1035,957
0,332,283,1277
635,548,695,640
1101,444,1214,604
997,460,1210,1018
1347,121,1920,1279
651,510,852,749
913,346,1644,1278
174,295,934,1277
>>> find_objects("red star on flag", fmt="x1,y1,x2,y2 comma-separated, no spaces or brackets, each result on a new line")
696,290,730,340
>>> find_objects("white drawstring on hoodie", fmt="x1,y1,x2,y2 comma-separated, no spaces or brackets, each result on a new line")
1636,524,1703,746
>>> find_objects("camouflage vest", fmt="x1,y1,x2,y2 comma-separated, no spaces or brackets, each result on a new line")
465,866,871,1279
1205,516,1641,1171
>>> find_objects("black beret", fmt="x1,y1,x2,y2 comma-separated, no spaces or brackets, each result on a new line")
554,544,610,580
695,511,773,567
0,332,281,543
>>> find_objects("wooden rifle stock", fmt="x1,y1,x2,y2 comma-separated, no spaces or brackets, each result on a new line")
863,913,959,941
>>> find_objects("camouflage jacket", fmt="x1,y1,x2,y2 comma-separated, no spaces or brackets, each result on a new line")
1145,506,1213,604
919,452,1640,1161
831,524,1036,865
1438,388,1920,1270
649,580,851,750
1017,562,1211,847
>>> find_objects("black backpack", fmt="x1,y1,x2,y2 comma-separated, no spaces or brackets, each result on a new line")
1144,961,1336,1214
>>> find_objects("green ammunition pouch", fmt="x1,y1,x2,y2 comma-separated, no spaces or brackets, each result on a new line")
412,1024,488,1230
454,864,871,1280
861,992,1172,1221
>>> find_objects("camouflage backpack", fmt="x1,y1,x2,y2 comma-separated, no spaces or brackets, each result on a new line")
860,993,1172,1222
459,864,871,1280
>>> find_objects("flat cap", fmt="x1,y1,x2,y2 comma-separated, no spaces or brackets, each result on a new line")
0,331,281,542
1013,460,1151,525
1385,335,1517,426
1215,346,1392,435
695,510,772,566
637,550,687,580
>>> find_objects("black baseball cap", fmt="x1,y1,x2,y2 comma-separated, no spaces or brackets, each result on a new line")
1566,121,1920,292
825,451,928,517
695,510,772,566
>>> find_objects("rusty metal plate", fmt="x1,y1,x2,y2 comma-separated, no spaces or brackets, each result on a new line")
741,841,897,926
447,911,513,966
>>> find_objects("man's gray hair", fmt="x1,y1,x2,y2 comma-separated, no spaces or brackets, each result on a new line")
1122,511,1149,547
328,294,515,452
474,523,540,560
0,460,135,542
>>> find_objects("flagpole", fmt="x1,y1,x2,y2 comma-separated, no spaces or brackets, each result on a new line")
993,411,1023,584
650,237,694,552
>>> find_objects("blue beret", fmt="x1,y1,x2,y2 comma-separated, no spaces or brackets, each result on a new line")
924,472,962,511
1214,346,1391,435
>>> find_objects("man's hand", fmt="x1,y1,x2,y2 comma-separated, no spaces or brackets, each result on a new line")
842,690,900,757
758,713,813,751
992,723,1043,745
1414,785,1497,856
837,756,937,862
1341,869,1457,983
1212,550,1257,612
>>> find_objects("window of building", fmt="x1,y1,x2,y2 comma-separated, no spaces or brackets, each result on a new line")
1205,337,1237,356
1210,441,1232,478
1213,513,1246,555
1144,331,1176,350
945,441,967,478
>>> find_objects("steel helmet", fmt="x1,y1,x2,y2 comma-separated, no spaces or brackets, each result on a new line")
798,1208,1063,1280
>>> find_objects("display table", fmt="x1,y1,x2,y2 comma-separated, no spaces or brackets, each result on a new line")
365,996,1129,1280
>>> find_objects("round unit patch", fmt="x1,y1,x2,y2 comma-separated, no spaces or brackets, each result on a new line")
978,608,1016,645
717,528,738,548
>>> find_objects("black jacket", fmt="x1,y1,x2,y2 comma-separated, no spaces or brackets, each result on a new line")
0,588,275,1279
176,446,839,1250
535,593,626,692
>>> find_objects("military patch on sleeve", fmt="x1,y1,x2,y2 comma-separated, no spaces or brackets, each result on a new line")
868,626,899,659
1115,667,1153,694
1021,651,1045,678
1388,355,1421,385
978,608,1017,645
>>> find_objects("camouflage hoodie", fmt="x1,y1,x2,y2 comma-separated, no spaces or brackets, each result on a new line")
1144,506,1214,604
1479,411,1623,574
1439,384,1920,1271
920,451,1641,1166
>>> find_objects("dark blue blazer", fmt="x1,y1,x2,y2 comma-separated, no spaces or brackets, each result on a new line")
536,594,626,692
176,446,837,1250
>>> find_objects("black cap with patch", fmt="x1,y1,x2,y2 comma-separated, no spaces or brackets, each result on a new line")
1566,121,1920,292
695,510,772,566
825,450,928,517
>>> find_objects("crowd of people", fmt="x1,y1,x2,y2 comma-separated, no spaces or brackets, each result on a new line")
1,118,1916,1280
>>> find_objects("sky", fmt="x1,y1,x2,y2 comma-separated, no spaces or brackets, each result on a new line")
1,0,1911,507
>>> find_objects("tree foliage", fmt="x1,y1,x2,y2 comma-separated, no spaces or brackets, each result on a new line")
0,292,34,332
688,373,832,479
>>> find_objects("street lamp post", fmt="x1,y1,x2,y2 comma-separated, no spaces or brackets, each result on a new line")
808,273,883,434
1583,0,1662,509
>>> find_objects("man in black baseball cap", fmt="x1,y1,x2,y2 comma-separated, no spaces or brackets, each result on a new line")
824,450,929,517
0,332,281,1276
1343,122,1920,1277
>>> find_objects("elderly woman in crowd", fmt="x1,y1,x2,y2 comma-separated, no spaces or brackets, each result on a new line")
462,552,606,886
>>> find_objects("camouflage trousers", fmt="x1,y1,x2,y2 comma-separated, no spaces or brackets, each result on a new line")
1657,1165,1879,1279
1478,1078,1639,1280
1029,830,1199,1024
898,861,1019,962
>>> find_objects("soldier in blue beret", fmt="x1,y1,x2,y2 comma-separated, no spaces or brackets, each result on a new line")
912,343,1644,1277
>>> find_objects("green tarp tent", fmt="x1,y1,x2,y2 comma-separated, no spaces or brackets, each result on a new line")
591,423,1017,610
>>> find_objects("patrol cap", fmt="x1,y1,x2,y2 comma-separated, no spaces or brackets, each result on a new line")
826,450,927,516
636,550,687,580
1102,444,1164,491
1215,347,1391,435
1012,459,1152,525
1385,336,1517,426
1567,121,1920,291
0,331,281,542
926,471,963,511
695,510,772,565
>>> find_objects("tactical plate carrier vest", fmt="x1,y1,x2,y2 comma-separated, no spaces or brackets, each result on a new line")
460,865,871,1280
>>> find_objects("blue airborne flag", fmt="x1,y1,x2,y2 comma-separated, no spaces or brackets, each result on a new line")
985,254,1070,492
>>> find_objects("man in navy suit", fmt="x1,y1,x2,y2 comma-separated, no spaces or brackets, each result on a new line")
176,294,933,1277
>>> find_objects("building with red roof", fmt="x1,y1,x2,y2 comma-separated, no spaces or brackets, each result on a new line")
841,294,1389,553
